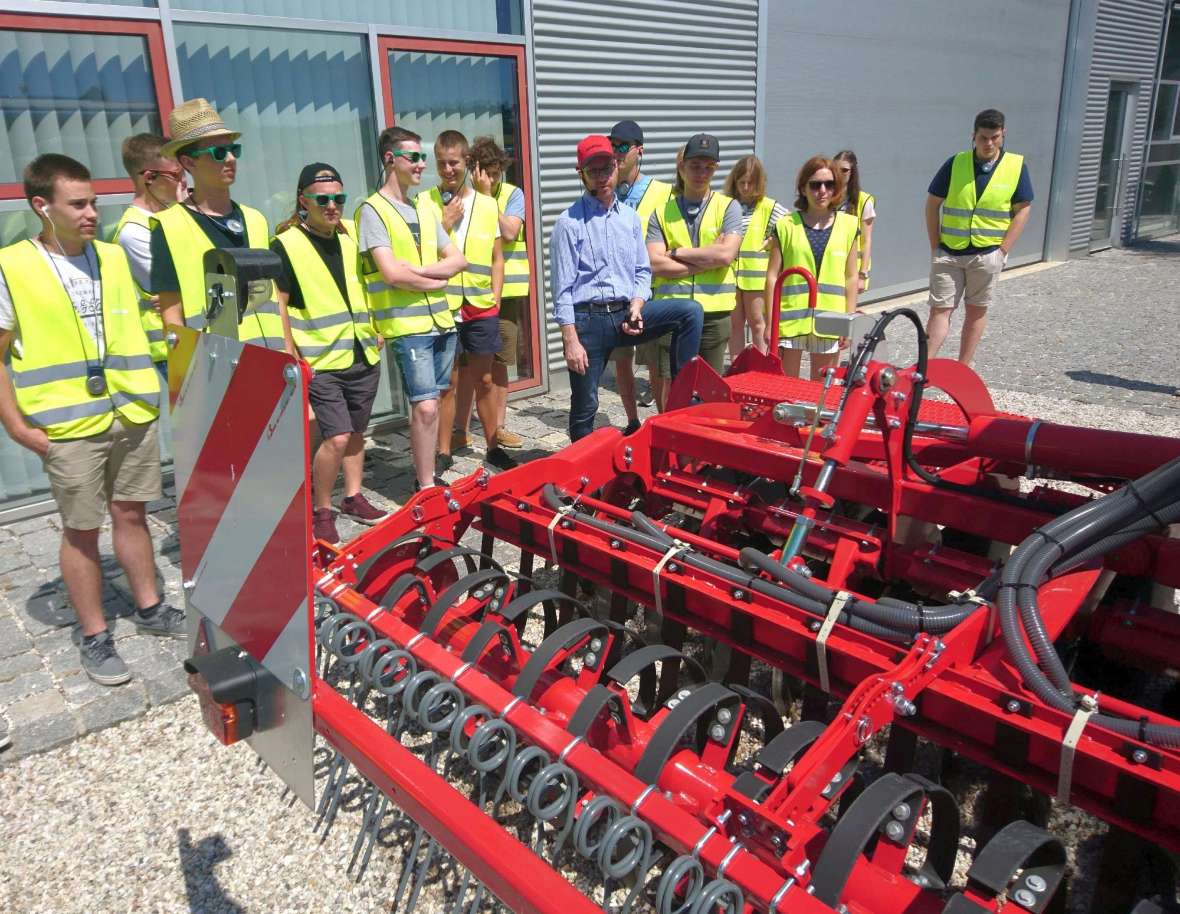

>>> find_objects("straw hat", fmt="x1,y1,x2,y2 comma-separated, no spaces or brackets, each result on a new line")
162,98,240,158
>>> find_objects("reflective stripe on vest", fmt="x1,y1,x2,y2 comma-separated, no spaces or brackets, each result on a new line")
652,192,738,313
113,205,168,363
275,226,380,371
428,187,499,311
356,193,454,339
774,211,858,340
0,239,160,440
735,196,777,292
939,150,1023,250
150,203,286,348
495,182,530,299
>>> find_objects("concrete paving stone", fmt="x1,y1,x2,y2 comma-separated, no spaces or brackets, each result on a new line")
143,665,189,706
0,625,33,660
0,652,42,682
0,670,53,705
18,528,60,559
4,517,50,536
76,680,147,734
46,648,82,677
33,624,81,656
60,669,113,707
114,634,174,665
0,549,31,576
5,689,78,757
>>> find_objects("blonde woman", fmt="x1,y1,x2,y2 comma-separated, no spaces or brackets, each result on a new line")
834,150,875,292
724,155,787,355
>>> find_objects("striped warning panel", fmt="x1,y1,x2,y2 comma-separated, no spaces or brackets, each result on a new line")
170,327,312,694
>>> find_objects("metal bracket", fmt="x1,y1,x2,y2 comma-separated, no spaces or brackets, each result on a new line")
1057,692,1099,804
816,590,852,694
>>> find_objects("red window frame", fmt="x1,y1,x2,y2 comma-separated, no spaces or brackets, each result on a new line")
0,14,175,200
377,36,541,394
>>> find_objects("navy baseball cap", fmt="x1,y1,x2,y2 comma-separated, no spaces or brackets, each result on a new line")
609,120,644,145
683,133,720,162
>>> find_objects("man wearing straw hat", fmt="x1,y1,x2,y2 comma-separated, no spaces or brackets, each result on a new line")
149,98,291,351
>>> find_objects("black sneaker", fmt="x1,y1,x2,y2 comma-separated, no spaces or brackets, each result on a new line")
623,418,642,436
134,602,187,640
485,447,518,471
79,630,131,685
436,452,455,473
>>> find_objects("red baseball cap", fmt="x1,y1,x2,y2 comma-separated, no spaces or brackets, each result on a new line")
577,134,614,169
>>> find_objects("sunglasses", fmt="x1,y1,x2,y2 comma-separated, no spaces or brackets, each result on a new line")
611,141,635,155
188,143,242,162
308,193,348,207
391,150,428,164
141,168,185,183
808,179,836,191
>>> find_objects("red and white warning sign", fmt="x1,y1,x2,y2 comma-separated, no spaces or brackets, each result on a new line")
169,326,312,697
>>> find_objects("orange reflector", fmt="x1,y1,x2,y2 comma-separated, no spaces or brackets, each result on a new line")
188,670,247,745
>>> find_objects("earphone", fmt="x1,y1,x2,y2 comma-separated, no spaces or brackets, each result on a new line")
40,204,49,216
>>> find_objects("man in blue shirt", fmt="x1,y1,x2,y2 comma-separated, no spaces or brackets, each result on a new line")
924,108,1034,365
551,135,702,441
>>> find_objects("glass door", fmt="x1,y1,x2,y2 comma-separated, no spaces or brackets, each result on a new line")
377,37,541,392
1091,86,1133,250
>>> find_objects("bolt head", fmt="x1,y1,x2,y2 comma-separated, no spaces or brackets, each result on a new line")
283,363,298,382
1006,699,1022,713
1132,748,1149,764
732,588,746,600
610,538,621,549
891,803,911,821
716,707,732,724
447,499,461,512
709,724,726,741
678,689,692,699
1024,874,1047,893
1013,888,1036,908
884,820,906,842
583,652,597,667
589,638,603,652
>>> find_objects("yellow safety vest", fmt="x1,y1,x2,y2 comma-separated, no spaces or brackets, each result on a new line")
356,192,454,339
939,150,1023,250
735,196,778,292
150,203,286,348
854,190,875,290
652,192,738,314
113,206,168,363
426,187,499,311
632,177,673,230
0,239,160,440
494,182,530,299
274,225,380,372
775,211,858,340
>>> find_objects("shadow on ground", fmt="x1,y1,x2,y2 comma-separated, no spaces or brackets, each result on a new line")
178,827,244,914
1065,369,1179,397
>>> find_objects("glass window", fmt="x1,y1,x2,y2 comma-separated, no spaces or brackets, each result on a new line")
1162,9,1180,81
1150,141,1180,163
170,0,523,35
1138,163,1180,237
1152,84,1178,141
387,47,535,385
0,29,164,185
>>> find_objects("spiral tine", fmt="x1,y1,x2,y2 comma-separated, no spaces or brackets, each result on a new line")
391,819,430,913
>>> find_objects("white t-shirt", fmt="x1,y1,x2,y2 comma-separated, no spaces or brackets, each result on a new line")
860,196,877,222
115,205,154,291
0,241,105,359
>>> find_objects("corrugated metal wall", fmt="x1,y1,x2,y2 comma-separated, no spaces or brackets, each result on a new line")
763,0,1071,299
1071,0,1168,251
531,0,759,375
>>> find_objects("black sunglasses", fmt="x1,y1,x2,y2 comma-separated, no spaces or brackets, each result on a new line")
309,193,348,207
808,179,836,191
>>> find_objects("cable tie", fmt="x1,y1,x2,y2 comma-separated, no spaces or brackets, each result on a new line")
546,504,575,567
816,590,852,694
652,540,688,617
1056,692,1099,805
1139,716,1149,744
1126,480,1167,530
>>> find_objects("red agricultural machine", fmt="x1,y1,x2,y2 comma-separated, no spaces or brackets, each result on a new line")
177,260,1180,914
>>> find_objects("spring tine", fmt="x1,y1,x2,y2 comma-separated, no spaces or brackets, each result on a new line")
347,781,381,878
356,795,393,881
448,867,474,914
314,753,351,837
404,835,439,914
392,821,429,913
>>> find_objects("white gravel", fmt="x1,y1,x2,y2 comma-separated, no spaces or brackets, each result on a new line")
1,388,1175,914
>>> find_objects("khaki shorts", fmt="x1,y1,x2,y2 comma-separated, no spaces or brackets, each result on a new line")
493,296,524,369
928,248,1006,311
44,417,162,530
641,311,731,378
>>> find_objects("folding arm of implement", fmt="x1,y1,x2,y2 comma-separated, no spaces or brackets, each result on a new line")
182,261,1180,914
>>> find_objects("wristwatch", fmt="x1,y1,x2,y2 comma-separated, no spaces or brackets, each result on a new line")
668,247,678,259
858,270,869,279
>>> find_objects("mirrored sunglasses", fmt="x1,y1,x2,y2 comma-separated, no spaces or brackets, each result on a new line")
189,143,242,162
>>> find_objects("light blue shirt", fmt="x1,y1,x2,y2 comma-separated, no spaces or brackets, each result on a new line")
617,173,652,211
549,191,652,326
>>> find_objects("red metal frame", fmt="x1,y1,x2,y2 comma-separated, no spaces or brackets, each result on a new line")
0,14,174,201
376,35,542,395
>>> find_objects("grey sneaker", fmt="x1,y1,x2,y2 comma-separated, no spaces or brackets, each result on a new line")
135,602,187,639
80,631,131,686
0,716,10,752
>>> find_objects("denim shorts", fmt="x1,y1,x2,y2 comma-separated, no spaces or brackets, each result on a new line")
391,331,457,403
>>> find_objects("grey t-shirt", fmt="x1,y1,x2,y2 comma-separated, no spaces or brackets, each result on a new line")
646,193,743,246
357,194,451,254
